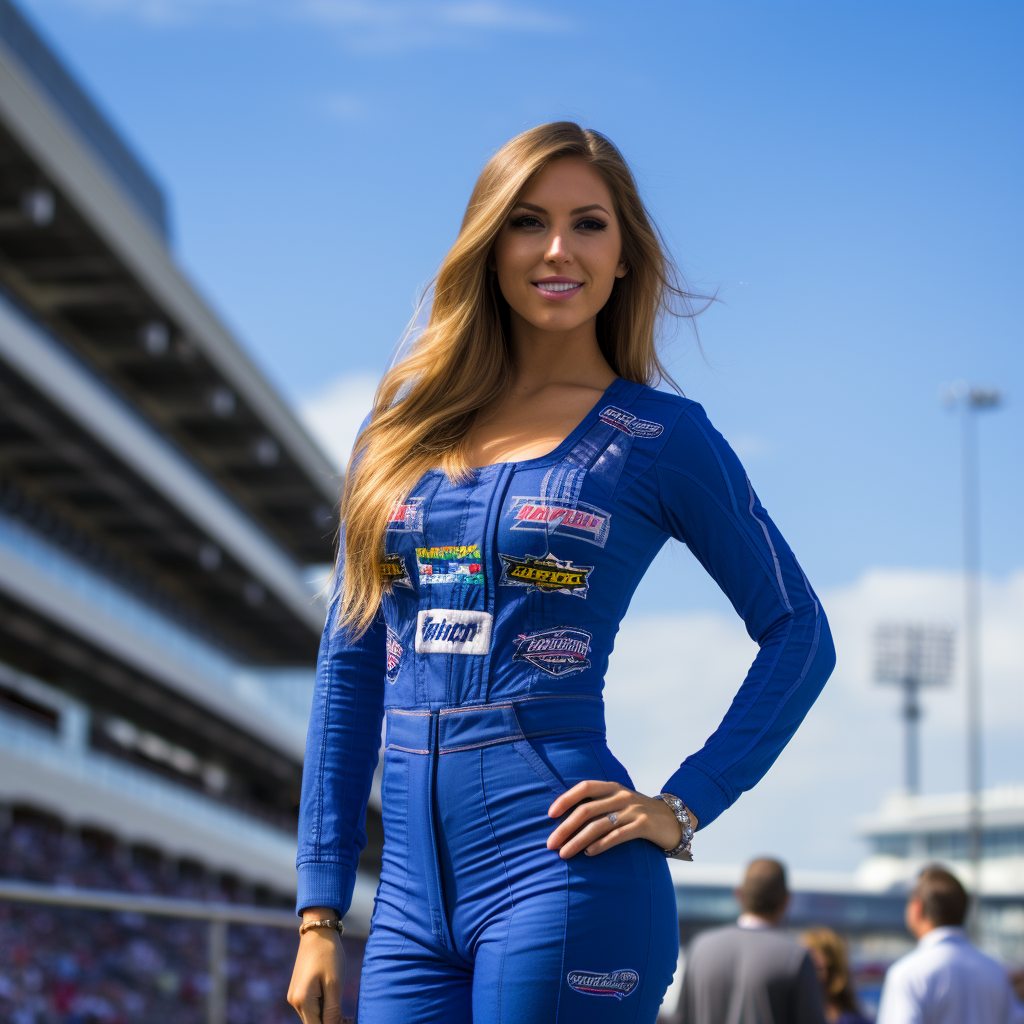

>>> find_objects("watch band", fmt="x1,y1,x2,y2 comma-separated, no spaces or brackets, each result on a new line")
656,792,694,861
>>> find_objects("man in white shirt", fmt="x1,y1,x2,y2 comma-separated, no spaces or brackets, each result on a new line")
877,865,1024,1024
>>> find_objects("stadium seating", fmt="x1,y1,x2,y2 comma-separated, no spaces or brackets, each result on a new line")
0,810,362,1022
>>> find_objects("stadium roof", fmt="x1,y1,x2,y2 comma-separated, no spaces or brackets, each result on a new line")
0,291,322,662
0,2,340,568
0,0,168,239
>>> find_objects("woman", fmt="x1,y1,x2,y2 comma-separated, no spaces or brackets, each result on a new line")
287,122,835,1024
802,928,871,1024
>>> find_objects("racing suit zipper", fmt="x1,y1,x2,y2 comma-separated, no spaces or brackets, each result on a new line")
480,463,514,704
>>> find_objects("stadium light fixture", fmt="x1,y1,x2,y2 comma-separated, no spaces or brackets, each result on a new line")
252,436,280,467
209,386,236,419
198,542,222,572
21,186,55,226
139,320,169,356
873,623,955,794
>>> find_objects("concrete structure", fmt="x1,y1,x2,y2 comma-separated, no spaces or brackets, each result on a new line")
0,0,381,929
857,786,1024,895
856,787,1024,965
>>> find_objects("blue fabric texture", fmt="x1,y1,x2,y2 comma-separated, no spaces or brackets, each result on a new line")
295,379,835,1022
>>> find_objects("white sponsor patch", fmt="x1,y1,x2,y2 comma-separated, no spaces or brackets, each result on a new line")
415,609,492,655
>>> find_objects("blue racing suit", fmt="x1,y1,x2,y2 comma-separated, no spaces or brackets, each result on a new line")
296,378,836,1023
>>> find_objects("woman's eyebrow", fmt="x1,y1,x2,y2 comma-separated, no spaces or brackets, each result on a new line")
512,202,610,216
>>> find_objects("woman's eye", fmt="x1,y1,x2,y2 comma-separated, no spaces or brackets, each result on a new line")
511,215,543,228
576,218,607,231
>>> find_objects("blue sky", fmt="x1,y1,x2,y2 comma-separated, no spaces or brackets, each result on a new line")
19,0,1024,866
23,0,1022,597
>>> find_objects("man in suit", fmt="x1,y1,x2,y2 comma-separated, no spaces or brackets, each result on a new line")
679,858,826,1024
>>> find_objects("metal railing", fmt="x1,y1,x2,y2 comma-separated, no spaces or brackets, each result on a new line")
0,878,336,1024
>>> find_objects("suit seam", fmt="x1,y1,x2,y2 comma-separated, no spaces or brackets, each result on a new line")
656,462,788,608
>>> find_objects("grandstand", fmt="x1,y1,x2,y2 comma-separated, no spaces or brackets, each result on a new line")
0,0,380,1018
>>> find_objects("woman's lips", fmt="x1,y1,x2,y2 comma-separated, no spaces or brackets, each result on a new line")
532,279,583,301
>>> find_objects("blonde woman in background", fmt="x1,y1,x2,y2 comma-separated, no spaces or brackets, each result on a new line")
802,928,870,1024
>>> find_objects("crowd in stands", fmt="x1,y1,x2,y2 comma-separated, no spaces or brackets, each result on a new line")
0,808,363,1023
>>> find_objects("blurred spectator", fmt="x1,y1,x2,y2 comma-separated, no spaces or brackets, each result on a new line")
876,864,1024,1024
679,857,826,1024
0,810,364,1022
801,928,870,1024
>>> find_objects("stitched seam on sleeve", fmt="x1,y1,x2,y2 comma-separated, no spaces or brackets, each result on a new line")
676,758,733,801
682,406,739,515
746,476,792,614
656,462,786,603
313,648,333,861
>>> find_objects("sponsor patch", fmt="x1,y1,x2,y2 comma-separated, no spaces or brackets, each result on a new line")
380,553,414,590
598,405,663,438
566,969,640,1000
415,609,492,655
415,544,484,585
499,552,592,598
385,626,403,683
513,627,592,676
506,497,610,548
387,498,425,532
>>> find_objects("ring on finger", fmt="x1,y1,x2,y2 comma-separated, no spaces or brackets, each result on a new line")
607,811,618,826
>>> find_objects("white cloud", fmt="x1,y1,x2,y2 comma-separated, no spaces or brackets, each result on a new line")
26,0,253,26
298,371,379,472
301,0,568,31
298,2,570,51
29,0,570,38
603,568,1024,872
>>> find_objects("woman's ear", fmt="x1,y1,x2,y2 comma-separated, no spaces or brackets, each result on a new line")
487,249,497,272
615,260,629,279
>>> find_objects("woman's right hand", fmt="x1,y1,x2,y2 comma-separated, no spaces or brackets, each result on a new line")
287,909,347,1024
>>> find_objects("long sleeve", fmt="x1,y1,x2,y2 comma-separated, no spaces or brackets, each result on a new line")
295,566,386,917
654,401,836,828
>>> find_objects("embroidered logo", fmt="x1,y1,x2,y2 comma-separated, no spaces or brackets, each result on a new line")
513,627,592,676
385,626,403,683
415,544,484,585
415,609,492,655
599,405,663,438
387,498,425,532
380,553,414,590
499,552,592,598
566,969,639,1000
506,497,611,548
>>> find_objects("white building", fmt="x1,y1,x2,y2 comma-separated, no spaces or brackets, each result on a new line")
856,786,1024,964
857,786,1024,894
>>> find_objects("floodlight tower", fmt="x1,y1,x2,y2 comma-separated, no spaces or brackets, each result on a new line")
942,383,1003,904
874,624,955,794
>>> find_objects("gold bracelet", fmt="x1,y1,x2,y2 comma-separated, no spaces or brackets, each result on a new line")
299,918,344,936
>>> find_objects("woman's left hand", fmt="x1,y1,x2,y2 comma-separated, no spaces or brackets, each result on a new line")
546,780,695,859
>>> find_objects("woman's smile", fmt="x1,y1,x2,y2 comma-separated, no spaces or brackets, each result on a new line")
532,276,583,300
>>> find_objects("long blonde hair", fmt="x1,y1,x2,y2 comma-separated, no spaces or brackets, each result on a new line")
338,121,699,634
801,928,860,1013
